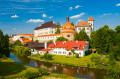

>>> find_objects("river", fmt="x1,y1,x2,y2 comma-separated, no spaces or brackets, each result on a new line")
10,53,106,79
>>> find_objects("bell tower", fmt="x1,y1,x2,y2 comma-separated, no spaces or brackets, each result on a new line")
66,16,69,22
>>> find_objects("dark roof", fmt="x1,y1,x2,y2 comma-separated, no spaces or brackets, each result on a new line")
24,42,44,48
34,21,57,30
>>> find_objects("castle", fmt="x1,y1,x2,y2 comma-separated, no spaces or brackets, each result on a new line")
34,16,94,43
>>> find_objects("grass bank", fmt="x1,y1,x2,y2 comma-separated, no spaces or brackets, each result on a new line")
28,53,108,69
0,58,81,79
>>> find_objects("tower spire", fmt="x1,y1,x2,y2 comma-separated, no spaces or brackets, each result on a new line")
66,16,69,22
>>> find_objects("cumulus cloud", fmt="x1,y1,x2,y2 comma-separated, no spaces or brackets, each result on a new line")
27,19,44,23
103,13,112,16
42,14,47,17
69,7,73,10
70,13,85,19
11,14,19,18
116,3,120,6
75,5,81,9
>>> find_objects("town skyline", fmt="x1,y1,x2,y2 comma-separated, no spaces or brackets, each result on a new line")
0,0,120,35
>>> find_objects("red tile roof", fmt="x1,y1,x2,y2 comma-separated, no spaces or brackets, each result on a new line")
75,20,91,27
48,41,88,50
17,34,34,36
88,16,94,21
39,49,53,51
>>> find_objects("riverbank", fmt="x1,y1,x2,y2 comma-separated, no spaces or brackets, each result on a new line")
0,58,81,79
28,53,108,69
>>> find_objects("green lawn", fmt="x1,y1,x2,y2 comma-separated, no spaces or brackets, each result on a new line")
29,53,101,68
0,58,81,79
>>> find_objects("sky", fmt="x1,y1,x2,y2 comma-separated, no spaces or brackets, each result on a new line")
0,0,120,35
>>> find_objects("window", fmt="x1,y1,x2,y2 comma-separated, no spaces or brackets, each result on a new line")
63,52,66,54
67,35,70,37
87,27,89,30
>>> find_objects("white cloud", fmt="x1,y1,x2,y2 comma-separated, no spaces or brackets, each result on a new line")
13,28,16,30
116,3,120,6
75,5,81,9
69,7,73,10
103,13,112,16
27,19,44,23
11,14,19,18
7,0,45,2
70,13,85,19
49,16,53,19
76,19,82,25
42,14,47,17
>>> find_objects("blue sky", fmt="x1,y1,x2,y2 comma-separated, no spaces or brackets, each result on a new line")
0,0,120,35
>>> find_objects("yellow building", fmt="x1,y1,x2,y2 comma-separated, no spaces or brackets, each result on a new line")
61,16,75,40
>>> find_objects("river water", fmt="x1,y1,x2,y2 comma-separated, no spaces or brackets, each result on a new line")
10,53,106,79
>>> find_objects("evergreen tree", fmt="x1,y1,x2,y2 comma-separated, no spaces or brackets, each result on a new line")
74,32,79,41
71,22,74,26
90,31,96,48
14,40,22,46
55,26,60,34
56,22,60,26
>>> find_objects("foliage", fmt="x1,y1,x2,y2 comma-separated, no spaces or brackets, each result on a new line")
35,40,39,42
71,22,74,26
56,22,61,26
75,53,79,58
14,46,31,57
9,43,14,47
56,37,68,42
71,49,75,57
90,53,100,64
55,26,60,34
24,70,40,78
74,28,89,41
47,40,53,43
89,31,96,48
85,50,92,56
43,52,53,61
14,40,22,46
0,29,10,58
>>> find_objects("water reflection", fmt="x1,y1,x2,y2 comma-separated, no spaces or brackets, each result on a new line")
10,53,106,79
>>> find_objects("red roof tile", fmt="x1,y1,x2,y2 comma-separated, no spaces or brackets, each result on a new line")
48,41,88,50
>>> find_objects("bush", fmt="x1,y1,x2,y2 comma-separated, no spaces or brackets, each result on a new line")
14,46,31,57
39,69,49,75
91,53,100,64
75,53,79,58
87,63,90,68
24,70,39,78
43,53,53,61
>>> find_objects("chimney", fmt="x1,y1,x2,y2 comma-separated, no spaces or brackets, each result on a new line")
76,40,78,43
54,41,56,45
63,42,64,45
44,42,47,49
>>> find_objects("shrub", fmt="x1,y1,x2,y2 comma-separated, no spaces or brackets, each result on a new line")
87,63,90,68
91,53,100,64
85,50,92,56
24,71,39,78
43,53,53,61
39,69,49,75
75,53,79,58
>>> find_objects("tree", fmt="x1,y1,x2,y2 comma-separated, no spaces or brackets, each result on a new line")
55,26,60,34
71,49,75,57
35,40,39,42
48,40,53,43
94,25,114,54
90,31,96,48
74,32,79,41
56,37,68,42
14,40,22,46
71,22,74,26
0,29,10,58
79,28,89,41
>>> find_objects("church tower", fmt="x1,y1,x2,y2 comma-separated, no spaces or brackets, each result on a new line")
88,16,94,31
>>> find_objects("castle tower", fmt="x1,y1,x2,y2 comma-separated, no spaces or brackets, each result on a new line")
88,16,94,31
66,16,69,22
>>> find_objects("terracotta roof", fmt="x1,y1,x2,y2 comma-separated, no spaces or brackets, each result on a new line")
75,20,91,27
38,34,60,37
17,34,34,36
61,31,75,33
48,41,88,50
34,21,57,30
39,49,53,51
88,16,94,21
21,38,32,45
62,22,75,29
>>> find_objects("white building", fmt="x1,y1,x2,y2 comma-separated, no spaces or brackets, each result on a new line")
39,41,89,57
34,21,57,42
75,16,94,37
